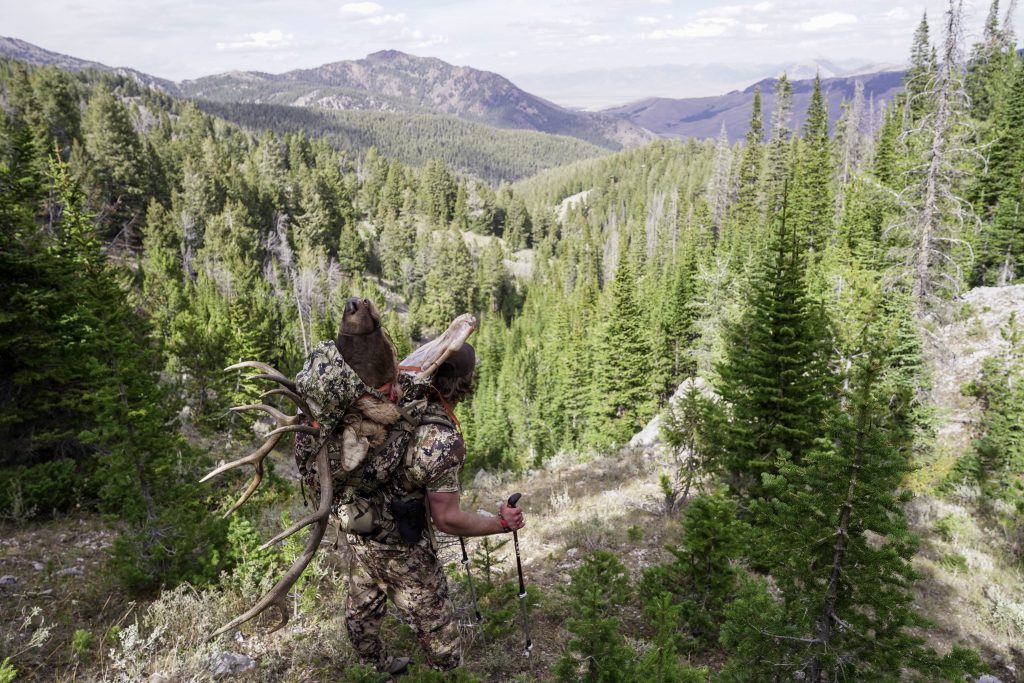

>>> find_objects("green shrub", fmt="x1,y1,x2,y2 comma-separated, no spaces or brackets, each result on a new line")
0,658,16,683
553,550,634,683
0,458,99,518
933,514,970,543
638,490,746,644
72,628,94,657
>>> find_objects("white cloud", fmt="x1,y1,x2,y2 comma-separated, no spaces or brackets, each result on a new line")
799,12,858,32
745,23,768,33
884,7,910,21
650,0,672,4
397,27,446,49
645,17,736,40
367,13,406,25
634,16,660,25
586,34,613,44
340,2,383,17
701,2,772,18
216,29,294,51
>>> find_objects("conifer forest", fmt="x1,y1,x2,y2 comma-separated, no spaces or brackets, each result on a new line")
1,2,1023,681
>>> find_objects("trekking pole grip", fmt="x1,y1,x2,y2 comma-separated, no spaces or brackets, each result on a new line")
508,492,522,508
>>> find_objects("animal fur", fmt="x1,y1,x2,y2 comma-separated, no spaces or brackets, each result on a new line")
335,297,402,471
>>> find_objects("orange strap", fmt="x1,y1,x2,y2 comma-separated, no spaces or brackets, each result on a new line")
430,386,461,430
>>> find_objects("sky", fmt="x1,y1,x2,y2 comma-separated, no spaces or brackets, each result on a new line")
4,0,1021,85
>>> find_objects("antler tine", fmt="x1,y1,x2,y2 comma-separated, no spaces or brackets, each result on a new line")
265,424,320,439
259,504,329,550
200,433,283,517
230,403,302,427
209,443,334,639
248,373,297,393
224,361,298,393
260,388,312,417
225,360,284,375
200,432,282,484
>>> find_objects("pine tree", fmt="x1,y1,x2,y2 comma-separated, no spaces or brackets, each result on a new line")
792,74,833,256
905,13,937,123
639,490,746,642
419,229,475,333
966,0,1013,122
80,84,147,242
764,75,794,222
726,87,765,266
585,247,654,449
961,314,1024,514
719,321,983,682
714,192,833,494
553,551,634,683
973,57,1024,284
899,0,976,308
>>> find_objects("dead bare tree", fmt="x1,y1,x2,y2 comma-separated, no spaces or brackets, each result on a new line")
894,0,980,314
706,123,734,241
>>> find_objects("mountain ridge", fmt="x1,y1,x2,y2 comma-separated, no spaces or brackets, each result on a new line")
603,69,906,142
178,49,654,150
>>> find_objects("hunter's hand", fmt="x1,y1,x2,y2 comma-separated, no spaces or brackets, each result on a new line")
498,501,525,532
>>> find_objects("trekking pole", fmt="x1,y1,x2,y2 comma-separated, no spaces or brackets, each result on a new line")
458,536,483,623
507,492,532,657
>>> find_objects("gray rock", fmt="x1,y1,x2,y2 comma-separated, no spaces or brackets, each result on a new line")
208,651,256,677
0,575,19,586
31,562,44,572
975,676,1003,683
56,566,84,577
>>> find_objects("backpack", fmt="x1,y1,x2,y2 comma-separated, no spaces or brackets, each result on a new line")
291,344,456,544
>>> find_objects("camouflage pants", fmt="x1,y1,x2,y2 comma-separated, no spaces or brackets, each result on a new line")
346,537,462,671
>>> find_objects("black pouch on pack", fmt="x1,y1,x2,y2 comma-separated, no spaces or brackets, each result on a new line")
390,498,426,545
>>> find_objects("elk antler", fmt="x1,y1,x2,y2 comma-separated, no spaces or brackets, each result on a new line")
260,387,312,418
209,441,334,638
201,363,317,517
225,360,298,392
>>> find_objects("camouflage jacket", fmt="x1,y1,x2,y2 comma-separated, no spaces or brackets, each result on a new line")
292,358,463,545
363,400,464,545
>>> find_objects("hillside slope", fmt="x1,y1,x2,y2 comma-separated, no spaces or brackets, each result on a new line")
0,35,179,94
5,288,1021,681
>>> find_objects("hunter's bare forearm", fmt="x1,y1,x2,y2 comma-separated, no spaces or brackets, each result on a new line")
427,491,524,536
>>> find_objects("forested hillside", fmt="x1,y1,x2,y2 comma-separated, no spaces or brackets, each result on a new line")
195,100,610,184
1,1,1023,681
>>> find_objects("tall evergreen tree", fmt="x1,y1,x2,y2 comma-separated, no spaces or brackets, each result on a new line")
793,75,834,256
79,84,147,242
719,321,982,682
714,192,833,493
726,87,765,265
585,246,654,449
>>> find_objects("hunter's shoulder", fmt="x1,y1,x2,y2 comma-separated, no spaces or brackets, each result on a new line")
405,404,464,492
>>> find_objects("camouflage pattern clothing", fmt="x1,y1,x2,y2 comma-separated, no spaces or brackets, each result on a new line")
345,400,466,671
347,537,461,671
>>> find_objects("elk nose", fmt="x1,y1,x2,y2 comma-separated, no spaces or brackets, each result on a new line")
346,297,359,315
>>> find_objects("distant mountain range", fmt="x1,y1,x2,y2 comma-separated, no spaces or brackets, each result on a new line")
511,59,905,110
603,69,906,142
176,49,654,149
0,36,906,146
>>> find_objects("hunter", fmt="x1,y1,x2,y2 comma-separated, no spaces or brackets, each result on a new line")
345,342,527,675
